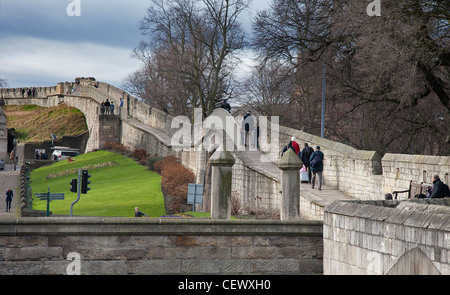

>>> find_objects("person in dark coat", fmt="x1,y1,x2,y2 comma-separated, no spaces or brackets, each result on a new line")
310,146,324,190
242,111,254,147
5,187,13,212
220,99,231,113
301,143,314,183
281,141,295,157
104,99,111,115
135,207,148,217
429,175,450,198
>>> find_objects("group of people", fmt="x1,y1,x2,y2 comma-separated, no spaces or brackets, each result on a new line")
19,87,38,98
282,138,324,190
35,150,49,160
100,99,115,115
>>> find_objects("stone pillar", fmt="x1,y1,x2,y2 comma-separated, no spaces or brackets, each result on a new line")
209,150,235,219
278,148,303,220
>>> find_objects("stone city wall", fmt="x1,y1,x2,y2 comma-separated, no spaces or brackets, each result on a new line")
0,218,323,275
323,199,449,275
2,79,450,218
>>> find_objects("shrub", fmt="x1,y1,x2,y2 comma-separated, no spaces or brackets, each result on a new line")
104,141,129,153
133,149,149,166
147,156,164,171
159,157,195,214
152,155,179,174
133,149,148,161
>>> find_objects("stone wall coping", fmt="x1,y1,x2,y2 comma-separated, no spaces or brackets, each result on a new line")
324,199,450,231
0,217,323,236
382,153,450,165
280,125,381,161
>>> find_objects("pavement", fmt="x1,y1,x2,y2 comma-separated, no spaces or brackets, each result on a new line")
235,149,355,209
0,168,21,218
128,116,355,209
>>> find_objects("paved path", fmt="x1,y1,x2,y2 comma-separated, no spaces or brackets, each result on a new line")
129,115,355,208
236,149,354,208
0,170,21,218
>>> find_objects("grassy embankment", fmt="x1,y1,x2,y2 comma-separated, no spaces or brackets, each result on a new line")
5,104,88,142
30,150,165,217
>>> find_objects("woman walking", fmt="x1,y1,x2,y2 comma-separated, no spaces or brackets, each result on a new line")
5,187,14,212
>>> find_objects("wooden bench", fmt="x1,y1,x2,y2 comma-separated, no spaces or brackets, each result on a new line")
392,180,432,199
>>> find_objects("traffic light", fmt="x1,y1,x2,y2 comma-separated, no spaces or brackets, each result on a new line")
70,179,77,193
81,170,91,194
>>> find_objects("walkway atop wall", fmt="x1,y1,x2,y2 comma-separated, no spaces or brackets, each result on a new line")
128,112,355,210
0,170,20,218
124,104,355,210
236,149,355,209
127,117,172,146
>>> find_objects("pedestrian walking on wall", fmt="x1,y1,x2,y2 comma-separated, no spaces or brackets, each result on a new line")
310,146,324,190
301,143,314,183
220,99,231,113
5,187,13,212
291,137,300,155
281,140,295,157
242,111,254,147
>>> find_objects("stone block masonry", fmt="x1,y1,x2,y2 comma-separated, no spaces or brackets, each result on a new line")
0,218,323,275
323,199,449,275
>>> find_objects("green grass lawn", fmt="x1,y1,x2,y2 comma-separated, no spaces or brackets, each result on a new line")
30,150,165,217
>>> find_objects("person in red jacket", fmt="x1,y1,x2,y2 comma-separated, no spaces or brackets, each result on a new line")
291,137,300,155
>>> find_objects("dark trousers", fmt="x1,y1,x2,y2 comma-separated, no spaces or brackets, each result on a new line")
6,199,12,212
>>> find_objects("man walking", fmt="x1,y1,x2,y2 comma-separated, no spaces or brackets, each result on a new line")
310,146,324,190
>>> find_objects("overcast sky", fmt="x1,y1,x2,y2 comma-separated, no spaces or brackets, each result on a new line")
0,0,271,89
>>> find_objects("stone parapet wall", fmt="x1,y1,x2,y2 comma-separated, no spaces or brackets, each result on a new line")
382,154,450,198
231,155,281,216
323,199,449,275
0,218,323,275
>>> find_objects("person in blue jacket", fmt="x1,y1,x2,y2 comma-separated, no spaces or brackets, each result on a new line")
310,146,324,190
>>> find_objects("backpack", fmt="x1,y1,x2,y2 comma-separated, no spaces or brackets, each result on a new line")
310,154,322,168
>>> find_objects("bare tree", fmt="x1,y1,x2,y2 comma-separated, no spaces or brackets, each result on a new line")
125,0,250,120
241,60,293,121
251,0,450,155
